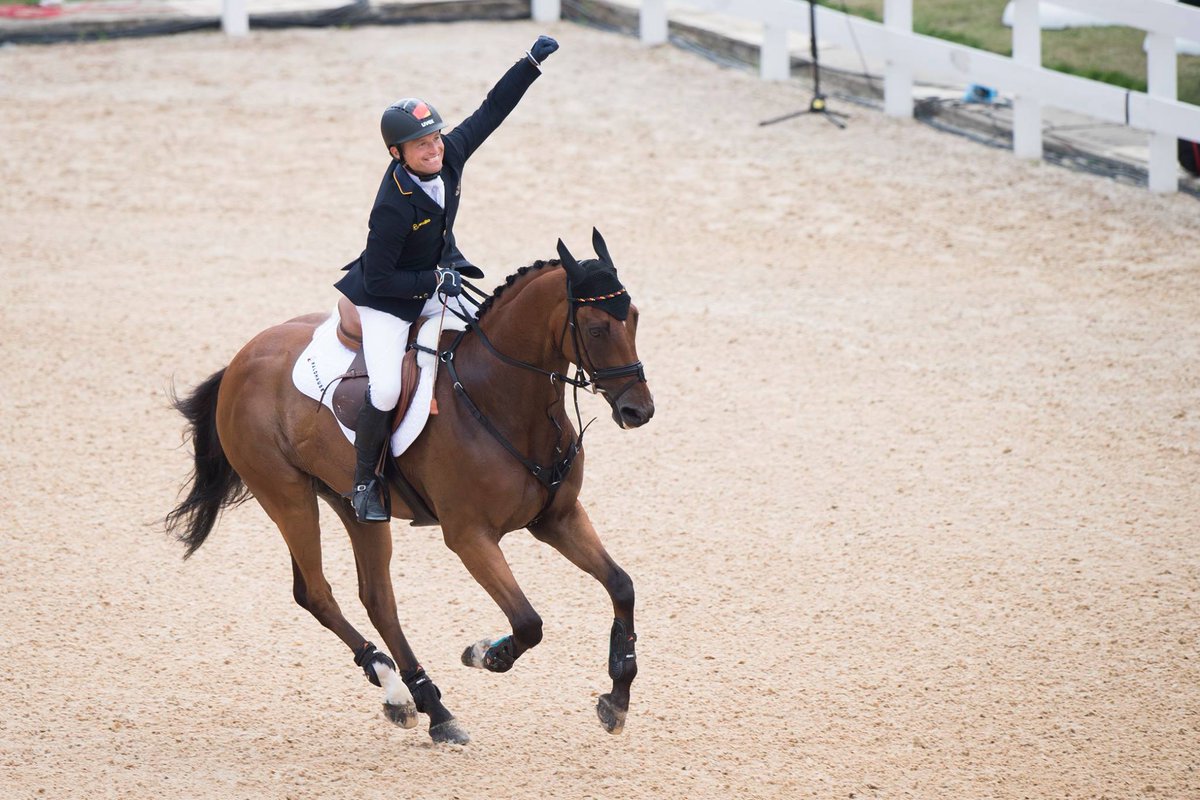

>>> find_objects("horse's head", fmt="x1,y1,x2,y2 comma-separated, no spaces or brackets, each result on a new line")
557,229,655,429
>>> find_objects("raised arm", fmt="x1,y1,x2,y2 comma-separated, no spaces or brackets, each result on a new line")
444,35,559,164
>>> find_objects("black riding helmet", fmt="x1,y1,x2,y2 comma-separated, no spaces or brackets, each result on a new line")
380,98,446,151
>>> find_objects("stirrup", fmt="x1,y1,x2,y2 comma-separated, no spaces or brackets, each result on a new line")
352,479,389,523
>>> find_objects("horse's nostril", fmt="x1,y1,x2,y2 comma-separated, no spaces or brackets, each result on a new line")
620,405,649,426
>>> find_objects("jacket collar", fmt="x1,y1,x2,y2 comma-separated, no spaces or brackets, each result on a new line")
391,163,444,215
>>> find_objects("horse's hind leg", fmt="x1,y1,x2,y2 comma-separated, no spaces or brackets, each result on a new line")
320,487,469,745
241,470,384,703
287,550,412,726
528,501,637,734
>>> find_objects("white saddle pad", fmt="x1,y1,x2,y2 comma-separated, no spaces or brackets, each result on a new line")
291,304,468,456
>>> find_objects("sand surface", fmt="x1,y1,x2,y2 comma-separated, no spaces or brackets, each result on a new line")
2,19,1198,800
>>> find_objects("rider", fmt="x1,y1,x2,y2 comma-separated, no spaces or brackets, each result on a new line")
335,35,560,523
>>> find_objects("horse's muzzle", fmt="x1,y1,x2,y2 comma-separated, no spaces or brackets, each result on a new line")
612,387,654,429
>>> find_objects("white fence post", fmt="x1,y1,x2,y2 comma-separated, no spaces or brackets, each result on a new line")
641,0,668,45
883,0,914,117
221,0,248,37
761,23,789,81
1011,0,1043,160
1146,31,1179,193
531,0,561,23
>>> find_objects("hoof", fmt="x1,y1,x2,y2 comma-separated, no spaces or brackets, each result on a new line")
382,700,418,729
596,693,627,734
429,718,471,745
461,636,505,670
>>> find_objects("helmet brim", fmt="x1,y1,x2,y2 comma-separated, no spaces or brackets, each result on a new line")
388,121,448,147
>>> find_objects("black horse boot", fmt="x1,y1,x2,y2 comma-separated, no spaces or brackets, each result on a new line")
351,395,391,523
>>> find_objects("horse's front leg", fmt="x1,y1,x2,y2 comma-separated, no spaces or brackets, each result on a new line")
529,501,637,734
445,529,544,674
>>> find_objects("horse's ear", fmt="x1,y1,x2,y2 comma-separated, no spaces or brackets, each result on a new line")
592,227,615,269
557,238,588,284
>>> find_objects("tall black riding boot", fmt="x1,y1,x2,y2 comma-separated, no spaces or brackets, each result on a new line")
352,394,391,523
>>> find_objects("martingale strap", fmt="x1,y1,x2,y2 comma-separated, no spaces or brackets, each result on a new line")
441,338,582,515
427,274,645,527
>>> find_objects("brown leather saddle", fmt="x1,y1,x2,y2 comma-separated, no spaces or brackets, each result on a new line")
330,296,429,434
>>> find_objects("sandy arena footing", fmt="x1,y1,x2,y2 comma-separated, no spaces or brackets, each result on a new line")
1,19,1198,800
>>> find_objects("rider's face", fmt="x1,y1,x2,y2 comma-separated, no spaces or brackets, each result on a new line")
398,131,444,174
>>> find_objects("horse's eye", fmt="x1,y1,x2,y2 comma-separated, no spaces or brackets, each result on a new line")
588,325,605,339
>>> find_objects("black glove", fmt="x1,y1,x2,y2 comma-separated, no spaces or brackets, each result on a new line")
529,35,558,65
435,267,462,297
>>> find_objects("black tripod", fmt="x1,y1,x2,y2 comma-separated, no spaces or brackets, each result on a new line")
760,1,849,128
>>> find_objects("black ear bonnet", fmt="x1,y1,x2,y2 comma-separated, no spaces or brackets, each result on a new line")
556,229,631,321
569,260,630,320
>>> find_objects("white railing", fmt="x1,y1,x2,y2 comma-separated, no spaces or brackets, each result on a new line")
533,0,562,20
223,0,249,36
532,0,1200,193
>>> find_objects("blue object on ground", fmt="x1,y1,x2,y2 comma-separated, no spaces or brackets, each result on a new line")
963,83,997,104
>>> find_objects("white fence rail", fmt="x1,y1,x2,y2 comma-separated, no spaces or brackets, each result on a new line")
531,0,1200,193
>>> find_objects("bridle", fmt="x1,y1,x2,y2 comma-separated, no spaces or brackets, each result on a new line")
564,283,647,411
419,274,646,524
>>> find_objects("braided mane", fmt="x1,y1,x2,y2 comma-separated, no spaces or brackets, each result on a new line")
473,259,562,323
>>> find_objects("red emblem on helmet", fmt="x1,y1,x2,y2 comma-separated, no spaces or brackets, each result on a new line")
411,102,431,120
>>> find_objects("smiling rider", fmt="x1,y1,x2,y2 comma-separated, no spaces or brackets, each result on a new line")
335,35,560,523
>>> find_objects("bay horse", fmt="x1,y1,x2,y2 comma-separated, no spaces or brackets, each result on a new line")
165,230,653,745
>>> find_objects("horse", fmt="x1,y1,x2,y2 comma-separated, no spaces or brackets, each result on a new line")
165,230,654,745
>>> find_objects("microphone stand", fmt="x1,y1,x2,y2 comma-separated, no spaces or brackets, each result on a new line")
760,1,849,129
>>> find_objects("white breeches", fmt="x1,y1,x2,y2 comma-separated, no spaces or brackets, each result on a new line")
357,296,474,410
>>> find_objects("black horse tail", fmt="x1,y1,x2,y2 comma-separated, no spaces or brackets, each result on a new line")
165,368,248,559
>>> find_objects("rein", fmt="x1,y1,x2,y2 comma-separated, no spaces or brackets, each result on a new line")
417,276,644,524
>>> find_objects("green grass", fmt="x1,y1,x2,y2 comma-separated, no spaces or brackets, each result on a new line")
817,0,1200,105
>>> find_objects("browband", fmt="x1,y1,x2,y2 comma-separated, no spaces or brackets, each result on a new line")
570,288,628,304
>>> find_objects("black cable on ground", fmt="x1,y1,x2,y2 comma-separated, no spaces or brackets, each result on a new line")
914,96,1199,196
1,18,216,44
